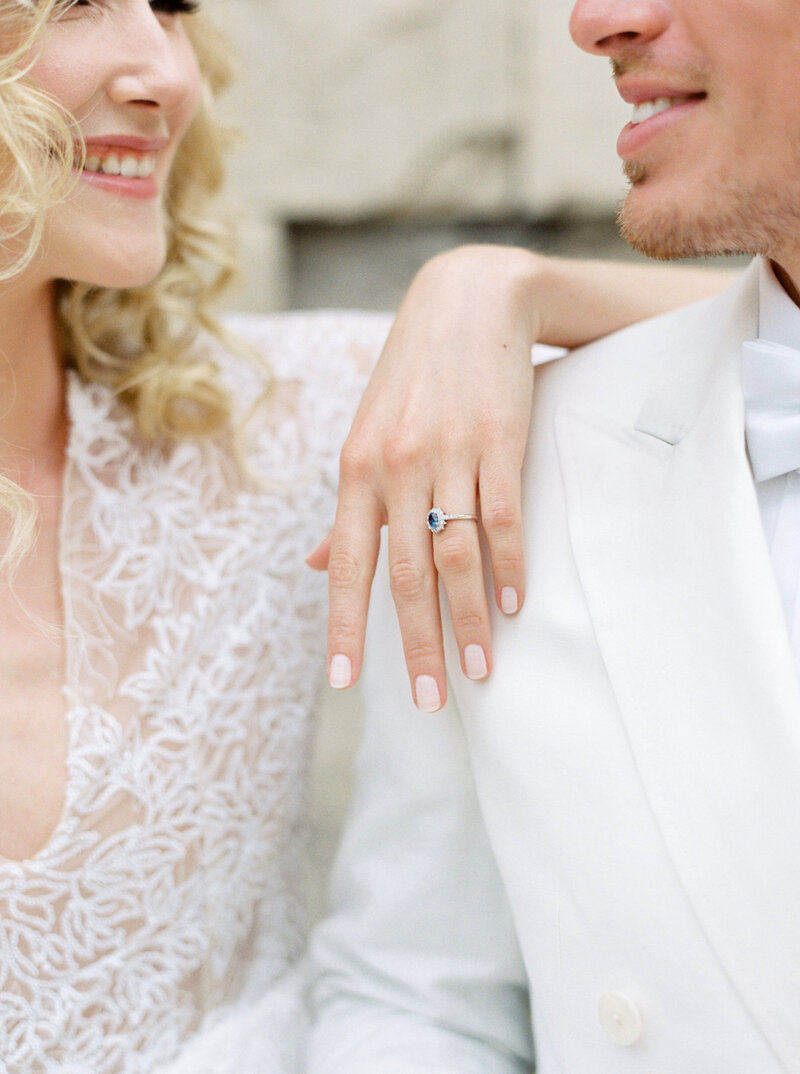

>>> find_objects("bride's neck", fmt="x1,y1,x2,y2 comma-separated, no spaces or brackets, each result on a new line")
0,280,67,482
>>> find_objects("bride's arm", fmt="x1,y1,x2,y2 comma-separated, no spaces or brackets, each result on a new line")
310,245,736,710
506,250,735,347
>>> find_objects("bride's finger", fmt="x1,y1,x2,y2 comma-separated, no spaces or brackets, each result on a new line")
478,451,526,616
385,488,448,713
429,481,492,683
325,486,383,691
306,531,332,571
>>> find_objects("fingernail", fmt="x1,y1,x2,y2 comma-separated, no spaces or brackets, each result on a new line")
329,653,352,689
501,586,519,615
415,675,441,713
464,644,488,680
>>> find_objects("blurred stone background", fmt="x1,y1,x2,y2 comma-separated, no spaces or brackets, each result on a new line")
214,0,638,315
209,0,649,916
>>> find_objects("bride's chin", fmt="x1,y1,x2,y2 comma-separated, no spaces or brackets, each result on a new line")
76,252,168,292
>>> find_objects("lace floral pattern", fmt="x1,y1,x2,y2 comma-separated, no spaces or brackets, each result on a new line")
0,311,389,1074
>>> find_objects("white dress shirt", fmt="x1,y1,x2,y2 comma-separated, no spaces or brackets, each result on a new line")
748,259,800,656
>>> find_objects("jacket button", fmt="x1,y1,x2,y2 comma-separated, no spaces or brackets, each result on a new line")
597,992,643,1046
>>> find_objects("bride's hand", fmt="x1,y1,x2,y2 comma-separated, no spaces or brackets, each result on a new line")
309,245,542,712
308,245,734,712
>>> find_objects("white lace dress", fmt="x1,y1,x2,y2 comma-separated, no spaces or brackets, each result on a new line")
0,311,389,1074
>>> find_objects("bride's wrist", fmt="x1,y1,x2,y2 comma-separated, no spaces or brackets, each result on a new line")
413,244,545,354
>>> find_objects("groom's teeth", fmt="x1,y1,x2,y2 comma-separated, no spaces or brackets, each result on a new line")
630,96,692,125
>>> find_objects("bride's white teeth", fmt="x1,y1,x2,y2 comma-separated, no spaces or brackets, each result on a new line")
119,155,139,178
83,152,156,178
630,96,692,126
138,156,155,179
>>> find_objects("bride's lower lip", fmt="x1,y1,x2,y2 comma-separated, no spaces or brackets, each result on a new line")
78,170,159,200
617,96,704,159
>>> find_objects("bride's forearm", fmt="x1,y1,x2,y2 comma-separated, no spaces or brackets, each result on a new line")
516,250,737,348
413,244,736,350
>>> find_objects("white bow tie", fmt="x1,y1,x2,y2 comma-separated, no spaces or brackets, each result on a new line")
742,338,800,482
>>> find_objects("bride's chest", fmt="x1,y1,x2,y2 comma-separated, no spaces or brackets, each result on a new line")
0,452,328,1068
0,398,333,918
0,487,67,862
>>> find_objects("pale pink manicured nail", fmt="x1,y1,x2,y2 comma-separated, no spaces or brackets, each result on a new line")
329,653,352,689
415,675,441,713
501,586,519,615
464,644,488,680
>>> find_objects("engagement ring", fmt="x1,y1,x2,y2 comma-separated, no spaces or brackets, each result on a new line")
426,507,478,534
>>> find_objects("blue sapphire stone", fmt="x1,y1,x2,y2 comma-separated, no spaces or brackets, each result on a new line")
427,508,446,534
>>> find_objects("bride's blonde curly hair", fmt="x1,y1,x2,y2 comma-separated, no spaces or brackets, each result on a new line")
0,0,241,572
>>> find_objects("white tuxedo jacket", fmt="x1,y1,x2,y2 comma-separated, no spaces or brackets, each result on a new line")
309,260,800,1073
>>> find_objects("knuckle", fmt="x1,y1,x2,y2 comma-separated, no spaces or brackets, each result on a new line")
389,558,429,601
327,548,363,590
433,534,475,574
493,549,525,576
326,614,360,646
451,609,485,632
402,639,440,665
477,413,511,445
381,430,423,476
484,498,519,533
338,438,372,485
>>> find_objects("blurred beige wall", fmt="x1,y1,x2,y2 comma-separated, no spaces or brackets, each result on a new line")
213,0,631,311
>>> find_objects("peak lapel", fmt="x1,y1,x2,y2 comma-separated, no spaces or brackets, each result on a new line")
556,270,800,1069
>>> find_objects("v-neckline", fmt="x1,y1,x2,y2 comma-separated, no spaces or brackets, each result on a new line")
0,377,76,867
0,372,129,868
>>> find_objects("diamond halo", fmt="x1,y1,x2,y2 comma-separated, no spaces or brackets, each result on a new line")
427,507,447,534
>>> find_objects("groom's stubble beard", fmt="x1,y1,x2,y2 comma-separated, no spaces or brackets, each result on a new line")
616,159,800,264
608,57,800,265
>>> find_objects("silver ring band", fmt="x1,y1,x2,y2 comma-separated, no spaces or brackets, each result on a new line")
426,507,478,534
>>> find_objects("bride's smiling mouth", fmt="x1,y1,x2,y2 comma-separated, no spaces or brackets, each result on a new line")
77,137,168,198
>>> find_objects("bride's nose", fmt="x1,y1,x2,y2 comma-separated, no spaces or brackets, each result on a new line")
106,1,197,115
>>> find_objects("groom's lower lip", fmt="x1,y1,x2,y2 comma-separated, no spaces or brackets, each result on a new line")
617,95,705,159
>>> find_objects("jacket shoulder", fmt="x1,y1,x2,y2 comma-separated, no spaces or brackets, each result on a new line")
535,261,758,423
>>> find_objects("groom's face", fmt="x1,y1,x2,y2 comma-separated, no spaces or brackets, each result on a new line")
568,0,800,267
